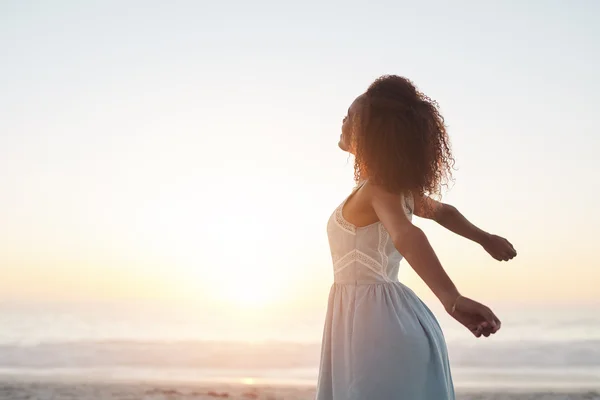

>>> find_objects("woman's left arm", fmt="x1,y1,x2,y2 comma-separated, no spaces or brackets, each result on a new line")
412,193,517,262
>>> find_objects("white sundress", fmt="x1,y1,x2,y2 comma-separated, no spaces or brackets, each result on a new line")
316,182,455,399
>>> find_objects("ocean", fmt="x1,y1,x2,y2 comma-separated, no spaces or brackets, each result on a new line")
1,301,599,391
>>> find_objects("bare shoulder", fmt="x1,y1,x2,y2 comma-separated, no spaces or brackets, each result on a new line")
363,181,405,204
364,182,413,227
365,183,414,209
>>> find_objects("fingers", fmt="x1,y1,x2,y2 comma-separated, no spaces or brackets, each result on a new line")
457,297,501,338
468,324,482,338
471,324,493,337
475,307,501,337
498,249,516,261
484,309,501,335
470,321,499,338
504,239,517,259
484,309,499,328
488,236,517,262
467,321,490,338
506,239,517,255
492,250,515,262
479,322,491,337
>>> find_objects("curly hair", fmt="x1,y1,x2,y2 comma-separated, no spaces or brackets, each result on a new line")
351,75,454,198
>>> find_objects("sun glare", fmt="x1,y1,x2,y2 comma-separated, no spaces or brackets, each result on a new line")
138,187,300,309
241,377,255,385
215,267,281,309
204,214,286,309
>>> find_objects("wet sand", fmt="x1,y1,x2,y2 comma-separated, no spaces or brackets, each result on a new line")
0,380,599,400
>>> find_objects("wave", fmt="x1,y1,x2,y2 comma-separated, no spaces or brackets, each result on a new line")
1,339,600,369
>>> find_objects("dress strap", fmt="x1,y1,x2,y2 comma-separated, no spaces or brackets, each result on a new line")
355,179,368,191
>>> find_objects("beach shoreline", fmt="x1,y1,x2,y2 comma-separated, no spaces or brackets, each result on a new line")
0,377,598,400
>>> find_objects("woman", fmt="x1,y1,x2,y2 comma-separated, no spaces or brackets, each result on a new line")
316,75,517,400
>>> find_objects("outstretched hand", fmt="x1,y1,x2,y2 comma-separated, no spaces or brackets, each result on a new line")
481,234,517,261
447,296,501,338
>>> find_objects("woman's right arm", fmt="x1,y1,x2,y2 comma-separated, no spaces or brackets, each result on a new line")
369,184,501,337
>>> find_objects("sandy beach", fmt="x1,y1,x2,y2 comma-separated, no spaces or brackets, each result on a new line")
0,380,599,400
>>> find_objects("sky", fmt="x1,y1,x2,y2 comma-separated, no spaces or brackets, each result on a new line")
1,0,599,315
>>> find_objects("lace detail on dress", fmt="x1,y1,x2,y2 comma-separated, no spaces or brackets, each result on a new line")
378,223,389,278
334,205,356,235
333,251,357,273
332,253,341,265
355,250,386,277
333,250,388,279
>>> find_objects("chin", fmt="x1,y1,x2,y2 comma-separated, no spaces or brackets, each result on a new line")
338,140,349,152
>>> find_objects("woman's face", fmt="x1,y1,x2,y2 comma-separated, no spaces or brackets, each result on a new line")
338,95,364,153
